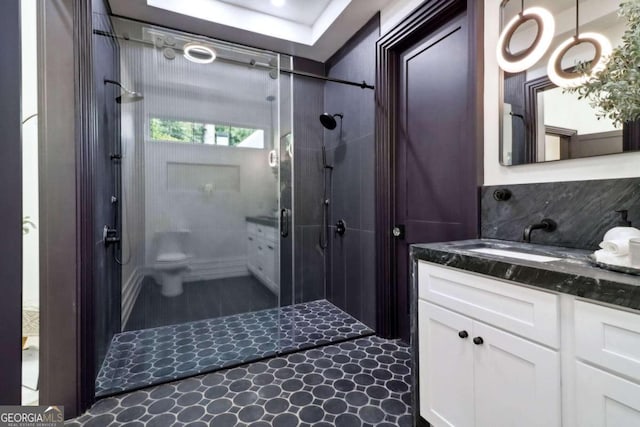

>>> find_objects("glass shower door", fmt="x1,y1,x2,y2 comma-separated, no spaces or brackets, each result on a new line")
94,16,290,396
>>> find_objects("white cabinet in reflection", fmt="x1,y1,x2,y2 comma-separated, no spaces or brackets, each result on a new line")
246,220,278,294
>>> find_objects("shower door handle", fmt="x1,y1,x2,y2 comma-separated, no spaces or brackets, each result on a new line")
280,208,290,238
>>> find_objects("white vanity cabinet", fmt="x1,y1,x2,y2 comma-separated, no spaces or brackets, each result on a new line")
417,261,640,427
246,221,278,293
418,262,561,427
574,300,640,426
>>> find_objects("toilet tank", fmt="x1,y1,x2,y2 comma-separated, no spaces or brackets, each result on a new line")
155,230,191,259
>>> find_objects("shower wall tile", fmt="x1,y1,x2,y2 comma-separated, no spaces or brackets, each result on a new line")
323,15,379,329
302,226,325,302
482,177,640,250
92,3,122,372
292,58,326,304
326,228,376,330
328,225,346,312
293,76,325,151
345,230,363,322
360,231,376,328
293,225,325,304
295,147,323,226
360,134,375,232
329,136,363,230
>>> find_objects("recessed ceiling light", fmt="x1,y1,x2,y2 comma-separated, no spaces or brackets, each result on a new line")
271,0,285,7
183,43,216,64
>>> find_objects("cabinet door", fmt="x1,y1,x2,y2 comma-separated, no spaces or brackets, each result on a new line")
418,301,474,427
576,361,640,427
474,322,561,427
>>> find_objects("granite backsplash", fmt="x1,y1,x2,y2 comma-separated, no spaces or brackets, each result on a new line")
481,178,640,250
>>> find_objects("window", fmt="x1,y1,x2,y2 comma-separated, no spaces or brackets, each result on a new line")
149,118,265,148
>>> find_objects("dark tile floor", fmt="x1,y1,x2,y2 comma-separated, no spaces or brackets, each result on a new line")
125,276,277,331
73,336,412,426
97,300,374,397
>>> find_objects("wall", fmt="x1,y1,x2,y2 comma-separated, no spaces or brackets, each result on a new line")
383,0,640,184
116,20,279,319
292,58,326,305
118,41,146,325
380,0,424,35
22,0,39,312
484,0,640,185
139,49,278,269
482,178,640,250
92,0,123,372
324,16,379,329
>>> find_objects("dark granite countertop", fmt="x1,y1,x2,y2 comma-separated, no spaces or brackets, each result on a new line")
246,215,278,227
411,239,640,311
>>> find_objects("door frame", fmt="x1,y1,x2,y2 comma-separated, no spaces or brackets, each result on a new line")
38,0,98,417
0,0,23,405
374,0,484,339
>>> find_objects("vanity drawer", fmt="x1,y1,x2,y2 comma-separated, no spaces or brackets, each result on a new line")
418,262,560,348
247,222,258,235
257,225,276,241
575,300,640,381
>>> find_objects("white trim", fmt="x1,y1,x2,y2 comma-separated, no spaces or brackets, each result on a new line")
121,267,145,327
183,256,249,282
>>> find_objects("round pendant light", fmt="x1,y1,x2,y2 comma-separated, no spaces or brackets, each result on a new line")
547,1,612,88
496,5,555,73
183,43,216,64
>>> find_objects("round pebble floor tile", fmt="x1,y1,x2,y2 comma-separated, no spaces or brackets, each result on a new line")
96,299,373,396
70,335,412,426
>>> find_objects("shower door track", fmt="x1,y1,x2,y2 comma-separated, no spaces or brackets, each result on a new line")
93,29,375,90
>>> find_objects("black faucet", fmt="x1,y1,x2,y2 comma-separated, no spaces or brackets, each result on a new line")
523,219,557,243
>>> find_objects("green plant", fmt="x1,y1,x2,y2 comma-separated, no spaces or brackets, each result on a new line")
568,0,640,126
23,216,36,235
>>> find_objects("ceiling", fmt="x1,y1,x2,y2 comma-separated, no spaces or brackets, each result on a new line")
108,0,392,62
217,0,332,26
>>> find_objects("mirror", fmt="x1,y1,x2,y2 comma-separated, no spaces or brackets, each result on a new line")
500,0,640,165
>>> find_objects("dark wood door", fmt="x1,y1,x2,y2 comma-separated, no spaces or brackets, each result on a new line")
395,11,479,341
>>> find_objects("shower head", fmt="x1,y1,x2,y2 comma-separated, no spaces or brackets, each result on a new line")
104,79,144,104
319,113,343,130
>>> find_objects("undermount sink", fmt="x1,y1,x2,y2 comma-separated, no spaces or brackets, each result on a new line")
467,247,561,263
455,242,562,263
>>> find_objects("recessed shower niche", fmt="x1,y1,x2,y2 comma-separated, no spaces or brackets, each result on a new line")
93,15,373,397
166,163,241,193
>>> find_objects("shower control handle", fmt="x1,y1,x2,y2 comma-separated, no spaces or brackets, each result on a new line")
103,225,120,248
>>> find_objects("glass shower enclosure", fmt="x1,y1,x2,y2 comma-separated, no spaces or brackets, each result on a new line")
94,16,292,396
92,15,373,398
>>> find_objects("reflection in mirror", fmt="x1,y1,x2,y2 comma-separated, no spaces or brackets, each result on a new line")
500,0,640,165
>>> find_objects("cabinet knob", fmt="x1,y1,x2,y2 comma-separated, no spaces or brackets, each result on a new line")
473,337,484,345
458,330,469,339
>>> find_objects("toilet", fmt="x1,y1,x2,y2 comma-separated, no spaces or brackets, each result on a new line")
153,230,192,297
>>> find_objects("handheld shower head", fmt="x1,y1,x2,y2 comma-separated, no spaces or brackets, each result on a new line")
319,113,343,130
104,79,144,104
